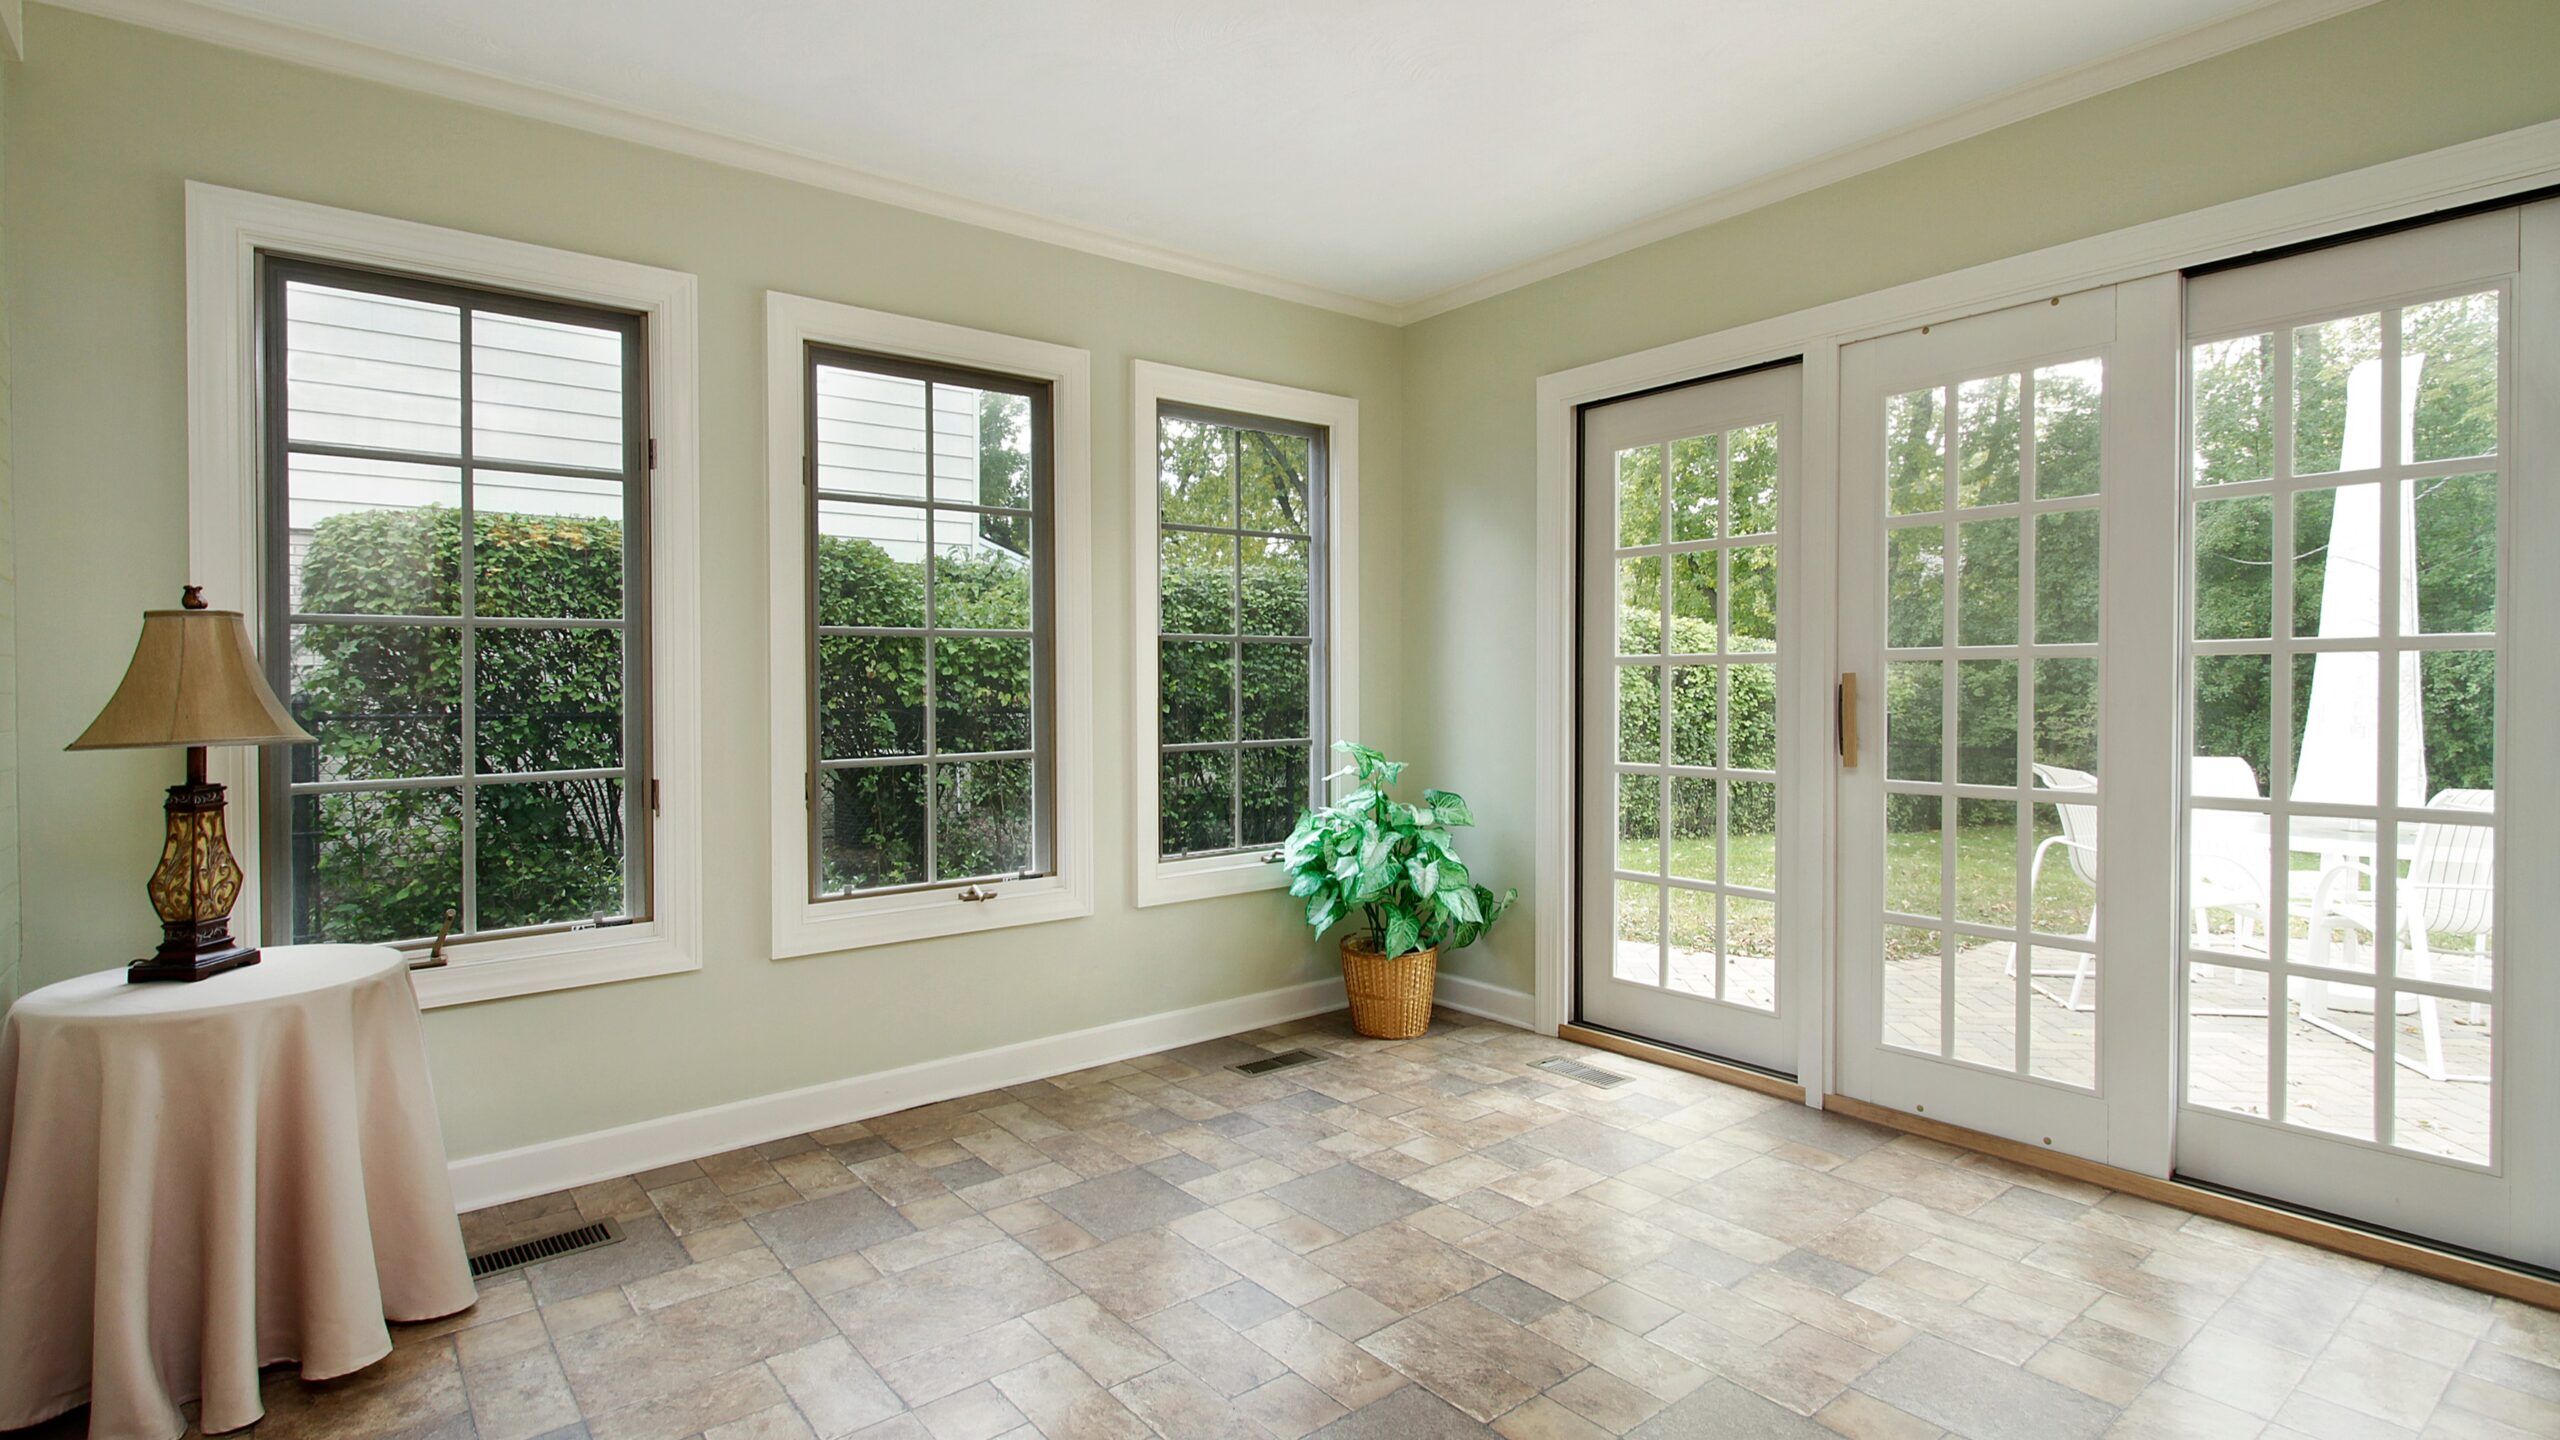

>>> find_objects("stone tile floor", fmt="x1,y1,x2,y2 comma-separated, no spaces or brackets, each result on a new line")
16,1008,2556,1439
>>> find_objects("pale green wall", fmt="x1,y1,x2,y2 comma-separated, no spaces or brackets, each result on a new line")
5,6,1406,1158
1401,0,2560,995
0,55,16,1013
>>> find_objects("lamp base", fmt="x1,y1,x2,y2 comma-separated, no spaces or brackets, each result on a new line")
128,944,261,983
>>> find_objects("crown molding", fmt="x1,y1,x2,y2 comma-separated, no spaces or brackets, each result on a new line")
51,0,2382,328
1387,0,2387,324
44,0,1404,324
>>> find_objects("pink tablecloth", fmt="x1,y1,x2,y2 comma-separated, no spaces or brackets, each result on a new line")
0,945,476,1439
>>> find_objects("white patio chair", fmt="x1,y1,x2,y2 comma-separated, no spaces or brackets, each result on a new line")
2017,764,2099,1011
2302,789,2492,1084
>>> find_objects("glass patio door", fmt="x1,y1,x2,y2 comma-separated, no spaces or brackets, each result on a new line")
1577,363,1807,1075
1835,284,2181,1169
2174,206,2560,1265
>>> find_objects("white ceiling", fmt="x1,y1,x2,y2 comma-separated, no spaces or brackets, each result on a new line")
109,0,2351,315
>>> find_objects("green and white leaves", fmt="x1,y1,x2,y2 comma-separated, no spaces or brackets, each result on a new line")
1278,742,1510,959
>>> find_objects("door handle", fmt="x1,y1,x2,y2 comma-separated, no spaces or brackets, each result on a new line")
1838,673,1860,769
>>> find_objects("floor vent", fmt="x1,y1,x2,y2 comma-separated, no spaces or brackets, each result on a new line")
1232,1048,1325,1076
468,1217,622,1279
1534,1056,1633,1089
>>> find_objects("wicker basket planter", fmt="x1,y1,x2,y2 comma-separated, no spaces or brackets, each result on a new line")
1341,936,1437,1039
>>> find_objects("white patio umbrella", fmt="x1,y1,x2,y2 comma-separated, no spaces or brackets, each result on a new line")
2293,354,2428,810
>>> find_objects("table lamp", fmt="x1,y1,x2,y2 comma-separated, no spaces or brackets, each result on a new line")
67,586,314,982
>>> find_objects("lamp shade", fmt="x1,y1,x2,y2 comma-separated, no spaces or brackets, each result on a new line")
68,599,314,751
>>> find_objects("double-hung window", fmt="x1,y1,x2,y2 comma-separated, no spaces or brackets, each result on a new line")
765,293,1094,954
1133,363,1359,906
260,257,653,953
805,346,1052,896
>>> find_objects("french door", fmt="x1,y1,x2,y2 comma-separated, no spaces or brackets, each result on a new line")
2171,206,2560,1264
1834,284,2180,1169
1576,364,1810,1075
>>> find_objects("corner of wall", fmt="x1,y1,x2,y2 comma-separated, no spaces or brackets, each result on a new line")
0,53,19,1013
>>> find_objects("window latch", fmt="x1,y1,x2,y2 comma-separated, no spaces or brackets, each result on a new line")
956,883,1000,903
1260,850,1286,864
410,907,456,971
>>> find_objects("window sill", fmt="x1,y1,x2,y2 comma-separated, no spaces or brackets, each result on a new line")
1136,853,1293,909
773,875,1094,959
410,923,699,1008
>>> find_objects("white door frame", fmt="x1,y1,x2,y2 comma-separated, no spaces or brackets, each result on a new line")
1530,120,2560,1113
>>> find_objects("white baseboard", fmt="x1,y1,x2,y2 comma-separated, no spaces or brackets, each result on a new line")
449,976,1349,1212
1433,971,1539,1029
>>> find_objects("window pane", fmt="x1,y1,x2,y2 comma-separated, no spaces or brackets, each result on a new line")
1614,880,1662,985
2410,474,2496,635
1666,889,1717,998
1668,777,1716,884
289,788,462,944
2289,651,2378,806
965,389,1034,509
1729,423,1779,537
2293,313,2381,476
1618,773,1660,875
1887,388,1944,516
1956,373,2021,508
2402,292,2498,464
474,477,627,621
1886,795,1942,918
285,280,461,454
817,502,928,628
2031,800,2096,939
1728,781,1775,890
2033,360,2103,498
1239,429,1312,534
1887,528,1943,649
1240,535,1310,637
814,364,928,501
1618,556,1662,655
286,456,461,616
820,765,926,893
1617,443,1662,547
936,637,1033,753
1241,746,1309,849
1884,926,1945,1054
2034,511,2098,644
818,635,924,760
1239,642,1309,741
2286,976,2375,1141
2292,485,2379,640
1670,435,1718,541
1669,552,1717,649
290,622,461,782
1161,749,1234,856
1956,660,2018,786
2187,964,2269,1117
1668,664,1717,768
2395,999,2492,1164
476,777,629,929
2194,496,2274,641
936,536,1033,631
1884,662,1942,783
1160,530,1236,635
472,310,625,470
1160,417,1235,527
2194,655,2272,798
474,627,622,774
937,759,1033,879
2420,649,2496,799
2033,659,2098,780
1955,798,2019,931
1617,664,1661,764
1725,897,1776,1011
1162,641,1234,746
1728,662,1777,771
1727,546,1776,653
2191,334,2274,486
1956,518,2018,646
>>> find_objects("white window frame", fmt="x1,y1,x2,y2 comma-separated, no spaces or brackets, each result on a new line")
1131,362,1360,907
184,182,703,1008
766,292,1095,956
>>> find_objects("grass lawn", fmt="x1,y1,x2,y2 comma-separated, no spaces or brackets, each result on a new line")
1618,822,2096,956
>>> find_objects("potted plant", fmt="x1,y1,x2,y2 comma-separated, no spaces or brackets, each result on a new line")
1283,742,1516,1039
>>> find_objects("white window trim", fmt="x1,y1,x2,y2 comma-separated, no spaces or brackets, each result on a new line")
1130,361,1360,908
185,182,704,1008
765,292,1095,956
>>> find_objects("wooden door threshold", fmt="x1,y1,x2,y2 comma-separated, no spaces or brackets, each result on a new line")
1822,1093,2560,1310
1558,1023,1805,1103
